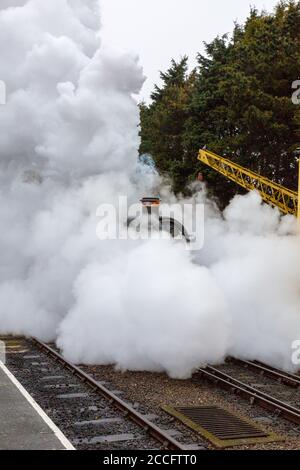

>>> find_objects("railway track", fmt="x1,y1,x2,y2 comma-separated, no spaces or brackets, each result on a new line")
2,337,201,451
4,335,300,448
1,337,209,451
229,357,300,388
195,359,300,426
32,339,187,450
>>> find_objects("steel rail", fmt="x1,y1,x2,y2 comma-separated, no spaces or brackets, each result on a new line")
229,357,300,388
32,338,187,450
196,366,300,425
254,360,300,383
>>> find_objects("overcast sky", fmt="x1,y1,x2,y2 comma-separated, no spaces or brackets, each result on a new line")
101,0,279,101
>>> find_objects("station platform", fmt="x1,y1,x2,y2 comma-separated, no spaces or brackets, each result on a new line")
0,361,74,450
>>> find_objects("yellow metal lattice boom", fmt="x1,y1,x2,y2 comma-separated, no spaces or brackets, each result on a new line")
198,149,298,217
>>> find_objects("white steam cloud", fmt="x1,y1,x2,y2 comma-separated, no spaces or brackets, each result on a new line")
0,1,300,378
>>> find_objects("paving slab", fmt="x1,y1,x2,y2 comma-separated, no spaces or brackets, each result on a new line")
0,362,74,450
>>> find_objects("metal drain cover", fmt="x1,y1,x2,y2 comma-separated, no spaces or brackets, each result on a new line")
162,405,281,448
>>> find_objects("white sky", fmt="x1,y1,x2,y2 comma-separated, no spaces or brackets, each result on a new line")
101,0,279,101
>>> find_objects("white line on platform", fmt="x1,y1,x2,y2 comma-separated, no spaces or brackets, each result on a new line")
0,360,75,450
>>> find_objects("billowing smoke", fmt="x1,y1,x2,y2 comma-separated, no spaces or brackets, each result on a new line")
1,1,300,378
196,191,300,372
0,0,146,337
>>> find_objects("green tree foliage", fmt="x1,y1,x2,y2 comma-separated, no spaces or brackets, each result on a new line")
139,57,196,194
140,0,300,206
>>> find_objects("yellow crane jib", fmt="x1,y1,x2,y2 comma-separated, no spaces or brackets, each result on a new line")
198,149,299,218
